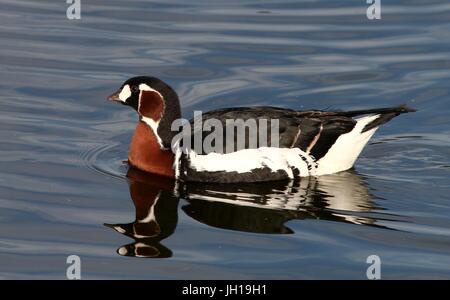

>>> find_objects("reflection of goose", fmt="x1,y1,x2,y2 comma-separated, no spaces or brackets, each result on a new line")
104,169,179,258
181,170,379,232
106,168,381,257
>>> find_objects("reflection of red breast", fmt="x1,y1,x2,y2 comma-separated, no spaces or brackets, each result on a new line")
128,171,175,221
131,189,161,236
128,121,175,179
129,181,160,221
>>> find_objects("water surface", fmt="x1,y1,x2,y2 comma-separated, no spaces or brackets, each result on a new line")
0,0,449,279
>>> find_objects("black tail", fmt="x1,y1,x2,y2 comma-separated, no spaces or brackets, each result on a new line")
341,104,416,117
340,104,416,133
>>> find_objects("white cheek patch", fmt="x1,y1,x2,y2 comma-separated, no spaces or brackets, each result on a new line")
119,84,131,102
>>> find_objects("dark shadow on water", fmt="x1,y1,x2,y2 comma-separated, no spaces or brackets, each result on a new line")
105,167,386,258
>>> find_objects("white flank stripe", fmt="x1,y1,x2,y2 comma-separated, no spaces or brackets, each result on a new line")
315,114,380,175
188,147,315,178
172,140,183,179
306,124,323,153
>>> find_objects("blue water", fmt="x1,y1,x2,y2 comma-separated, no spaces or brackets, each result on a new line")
0,0,449,279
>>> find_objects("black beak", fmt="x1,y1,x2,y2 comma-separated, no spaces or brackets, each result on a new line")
107,90,122,102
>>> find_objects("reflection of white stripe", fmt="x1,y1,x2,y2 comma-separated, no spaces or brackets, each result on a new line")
189,192,309,212
114,226,126,234
134,242,159,258
139,191,160,223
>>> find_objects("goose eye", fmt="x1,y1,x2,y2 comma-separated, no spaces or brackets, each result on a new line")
131,85,139,93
